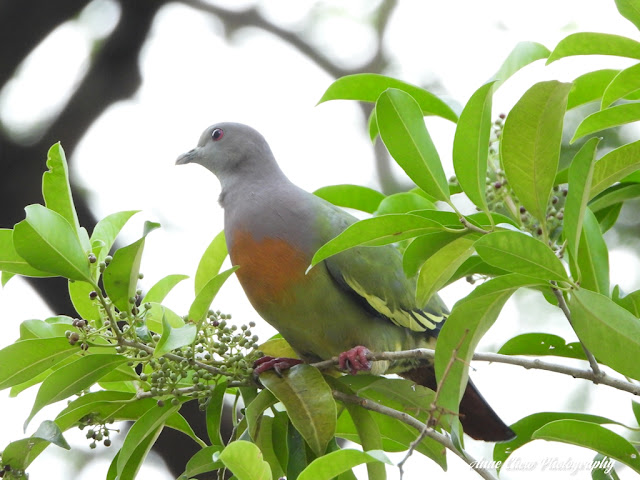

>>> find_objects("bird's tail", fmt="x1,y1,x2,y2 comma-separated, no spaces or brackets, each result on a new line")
400,366,516,442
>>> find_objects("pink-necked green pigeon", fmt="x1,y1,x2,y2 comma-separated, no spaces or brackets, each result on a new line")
176,122,515,442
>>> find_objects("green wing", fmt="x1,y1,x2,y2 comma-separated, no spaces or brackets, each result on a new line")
324,243,448,334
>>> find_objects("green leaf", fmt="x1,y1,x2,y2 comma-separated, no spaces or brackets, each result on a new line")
182,444,225,478
103,224,157,312
374,192,435,215
0,337,78,390
144,302,184,334
154,312,197,357
314,185,385,214
570,289,640,380
13,204,93,282
435,275,543,429
68,280,102,321
602,63,640,107
216,440,272,480
474,231,569,282
245,389,278,441
498,333,586,359
615,0,640,30
0,228,56,277
25,354,128,429
568,70,620,110
318,73,458,122
42,143,82,239
547,33,640,63
570,209,609,294
416,235,477,305
573,103,640,142
493,412,624,469
117,402,180,477
188,266,239,322
377,89,450,202
589,183,640,212
143,273,189,304
206,378,228,446
532,420,640,474
261,364,337,457
452,81,496,213
501,81,572,235
564,137,599,261
195,230,228,295
298,449,391,480
590,139,640,198
90,210,139,264
311,214,443,266
490,41,551,89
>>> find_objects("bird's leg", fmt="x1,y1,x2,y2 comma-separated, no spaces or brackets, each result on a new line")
253,355,304,377
338,346,372,375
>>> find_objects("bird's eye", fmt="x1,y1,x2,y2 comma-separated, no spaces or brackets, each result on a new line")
211,128,224,141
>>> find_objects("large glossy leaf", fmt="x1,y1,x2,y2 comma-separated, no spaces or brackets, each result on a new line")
452,81,496,213
435,275,543,433
42,143,82,240
25,354,129,429
547,32,640,63
489,41,550,88
143,274,189,304
215,440,272,480
493,412,625,469
0,228,55,277
615,0,640,30
298,450,391,480
590,139,640,198
572,103,640,142
377,88,450,202
318,73,458,122
311,214,443,266
194,230,227,295
564,137,599,261
498,333,586,359
103,222,158,312
116,402,180,477
13,205,93,282
0,338,77,390
570,209,609,294
567,70,619,110
532,420,640,474
261,364,336,457
474,231,569,282
314,184,385,214
188,266,239,322
416,235,476,305
90,210,139,264
570,289,640,379
501,81,572,235
602,63,640,107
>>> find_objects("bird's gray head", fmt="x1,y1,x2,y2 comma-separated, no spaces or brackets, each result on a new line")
175,122,278,185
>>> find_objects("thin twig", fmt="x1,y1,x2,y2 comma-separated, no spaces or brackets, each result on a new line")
310,348,640,395
333,390,498,480
551,286,603,378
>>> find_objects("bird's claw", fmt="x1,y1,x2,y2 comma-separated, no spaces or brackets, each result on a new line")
338,346,371,375
253,356,303,377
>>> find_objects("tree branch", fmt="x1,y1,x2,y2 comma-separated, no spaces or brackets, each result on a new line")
311,348,640,396
333,390,498,480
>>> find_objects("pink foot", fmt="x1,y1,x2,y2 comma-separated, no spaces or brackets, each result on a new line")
253,356,303,377
338,346,372,375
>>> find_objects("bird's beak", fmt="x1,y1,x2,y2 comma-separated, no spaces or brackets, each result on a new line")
176,148,196,165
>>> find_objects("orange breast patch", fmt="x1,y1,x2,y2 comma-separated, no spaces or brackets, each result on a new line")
229,229,311,308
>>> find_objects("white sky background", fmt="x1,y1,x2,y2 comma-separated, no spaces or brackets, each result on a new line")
1,1,640,479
